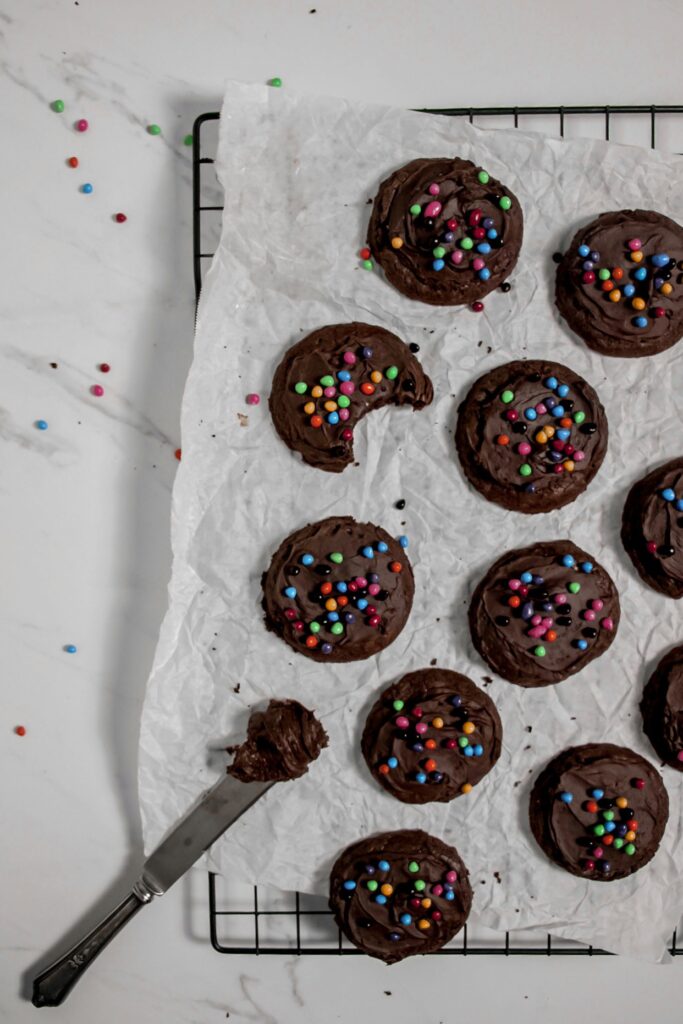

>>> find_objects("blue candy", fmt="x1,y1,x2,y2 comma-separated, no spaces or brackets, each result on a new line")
633,316,648,328
400,913,412,926
476,242,491,254
578,244,590,257
412,742,424,753
378,859,390,871
336,581,348,593
557,384,570,398
343,880,356,890
662,488,676,501
387,756,398,769
550,405,565,418
652,252,670,267
432,259,445,271
634,267,648,281
544,376,558,389
524,483,537,493
556,428,571,441
362,546,374,558
464,745,474,757
520,571,533,584
375,894,387,905
445,890,455,901
442,232,454,243
356,598,368,611
478,268,491,281
576,639,588,650
416,772,427,784
283,586,297,598
327,411,340,425
65,644,77,654
591,788,604,799
300,553,314,566
389,932,401,941
524,408,538,421
36,419,48,430
623,283,636,297
398,535,409,548
560,792,573,804
81,183,93,194
561,554,575,567
377,541,389,553
337,369,351,382
580,562,593,573
675,499,683,512
327,612,339,622
604,821,616,833
473,744,484,757
487,228,498,240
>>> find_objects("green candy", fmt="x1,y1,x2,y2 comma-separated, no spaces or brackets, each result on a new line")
414,879,426,892
330,622,344,636
392,700,405,711
602,810,615,821
625,842,636,856
337,395,350,408
409,204,422,216
309,622,321,634
613,837,624,850
460,237,474,250
183,134,193,146
477,170,490,184
573,411,586,424
366,879,378,891
408,861,420,873
269,77,283,87
329,552,343,564
568,582,581,594
320,375,335,387
593,823,606,837
52,99,65,112
385,366,398,380
501,389,515,404
362,259,373,270
534,645,546,658
458,736,469,748
147,123,162,135
499,196,512,211
519,464,532,477
294,381,308,394
433,246,446,258
598,268,611,281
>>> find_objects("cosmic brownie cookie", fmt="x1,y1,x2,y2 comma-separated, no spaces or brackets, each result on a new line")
367,157,523,307
641,645,683,772
622,457,683,598
261,516,414,663
469,541,619,687
329,829,472,963
455,359,607,514
361,669,502,803
529,743,669,881
269,322,433,473
555,210,683,357
228,699,328,782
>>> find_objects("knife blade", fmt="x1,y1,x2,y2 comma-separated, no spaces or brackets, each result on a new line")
32,774,275,1008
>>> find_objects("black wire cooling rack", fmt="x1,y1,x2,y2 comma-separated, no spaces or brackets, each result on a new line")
193,104,683,957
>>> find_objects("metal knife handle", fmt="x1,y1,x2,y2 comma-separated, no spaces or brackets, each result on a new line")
32,881,154,1008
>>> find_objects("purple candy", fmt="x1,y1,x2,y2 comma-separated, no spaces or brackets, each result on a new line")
482,217,494,229
521,601,535,620
590,250,600,262
321,643,332,655
582,260,594,271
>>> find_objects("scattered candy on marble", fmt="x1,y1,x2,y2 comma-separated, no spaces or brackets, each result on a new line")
75,118,88,132
91,384,104,397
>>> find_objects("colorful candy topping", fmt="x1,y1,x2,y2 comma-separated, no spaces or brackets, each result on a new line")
643,483,683,561
576,238,677,329
557,778,646,877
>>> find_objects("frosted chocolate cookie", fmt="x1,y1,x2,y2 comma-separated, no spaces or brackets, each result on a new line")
455,359,607,513
555,209,683,357
641,645,683,771
270,323,433,473
367,157,523,307
622,457,683,598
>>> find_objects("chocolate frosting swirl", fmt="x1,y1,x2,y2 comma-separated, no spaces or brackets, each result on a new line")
455,359,608,514
529,744,669,881
556,209,683,357
641,645,683,771
228,699,328,782
367,157,523,306
622,457,683,598
329,829,472,963
269,323,433,473
262,516,414,663
469,540,620,687
361,669,502,803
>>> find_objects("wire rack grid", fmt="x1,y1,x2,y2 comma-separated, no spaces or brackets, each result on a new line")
192,103,683,957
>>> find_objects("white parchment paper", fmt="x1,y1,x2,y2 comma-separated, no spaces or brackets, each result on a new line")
138,82,683,961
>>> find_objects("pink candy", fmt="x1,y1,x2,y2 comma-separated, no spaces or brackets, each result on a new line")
367,583,380,596
395,716,410,729
445,870,458,884
91,384,104,397
553,593,564,604
594,846,604,859
343,351,356,365
574,451,586,462
246,393,260,405
472,257,485,271
428,182,440,196
76,118,88,132
415,722,428,735
517,441,532,456
323,386,336,398
528,626,546,638
413,707,423,718
601,617,614,631
628,238,642,251
677,751,683,763
451,250,464,265
339,381,355,396
339,408,350,421
508,578,521,590
531,614,542,626
431,883,444,896
590,598,604,611
535,403,547,415
355,576,368,588
424,200,442,218
468,209,482,226
583,609,596,622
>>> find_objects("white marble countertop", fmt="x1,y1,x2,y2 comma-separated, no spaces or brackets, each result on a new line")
3,1,683,1021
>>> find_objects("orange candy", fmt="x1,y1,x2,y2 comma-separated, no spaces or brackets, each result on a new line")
560,417,572,428
360,382,376,396
311,385,323,398
603,834,614,846
462,721,475,735
381,884,393,896
508,595,521,608
325,598,338,612
424,759,437,772
389,561,402,573
370,370,383,384
310,415,323,428
323,400,338,412
601,279,614,291
337,595,349,607
378,764,390,775
304,401,316,414
425,738,437,750
305,635,318,648
630,249,644,263
320,582,333,595
608,289,621,303
612,267,624,280
461,783,473,794
545,629,558,642
586,800,598,813
417,919,431,931
496,434,510,446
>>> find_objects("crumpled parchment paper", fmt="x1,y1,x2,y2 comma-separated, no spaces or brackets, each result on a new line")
138,82,683,961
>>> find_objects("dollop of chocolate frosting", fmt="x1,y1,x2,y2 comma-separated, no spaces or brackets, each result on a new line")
367,157,523,306
262,516,414,663
469,540,620,687
228,699,328,783
455,359,608,514
329,829,472,963
269,323,433,473
622,457,683,598
529,743,669,881
556,209,683,357
641,645,683,771
361,669,502,803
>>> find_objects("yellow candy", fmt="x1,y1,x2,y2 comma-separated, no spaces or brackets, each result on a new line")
630,250,644,263
370,370,383,384
391,236,404,249
461,783,473,794
632,297,646,311
431,716,444,729
325,598,338,612
323,400,338,412
311,385,323,398
563,460,575,473
462,721,475,735
625,830,636,842
420,898,432,908
417,919,431,931
544,425,555,438
616,796,627,809
609,289,621,302
535,430,548,445
380,883,393,896
303,401,315,415
661,282,673,296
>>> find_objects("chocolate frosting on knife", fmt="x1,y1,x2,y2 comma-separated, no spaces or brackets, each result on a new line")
228,699,328,782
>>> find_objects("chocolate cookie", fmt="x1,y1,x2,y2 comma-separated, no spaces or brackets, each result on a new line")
361,669,502,803
269,323,433,473
529,743,669,881
367,157,523,307
262,516,414,663
622,457,683,598
641,646,683,771
469,541,619,687
228,699,328,782
329,829,472,963
455,360,608,514
555,210,683,357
